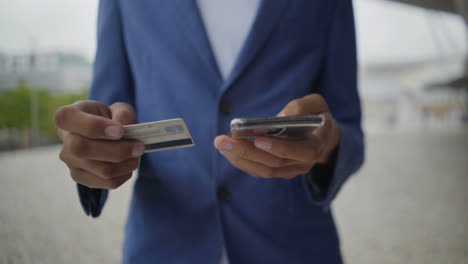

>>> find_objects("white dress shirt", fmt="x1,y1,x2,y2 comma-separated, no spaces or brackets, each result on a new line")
196,0,262,80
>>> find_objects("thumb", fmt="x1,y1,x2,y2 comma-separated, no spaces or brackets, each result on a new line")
109,102,137,125
277,94,329,117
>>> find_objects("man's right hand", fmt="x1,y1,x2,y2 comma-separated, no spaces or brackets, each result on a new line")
54,101,145,189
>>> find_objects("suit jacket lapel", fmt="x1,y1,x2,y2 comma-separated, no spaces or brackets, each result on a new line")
173,0,289,92
221,0,289,92
175,0,223,86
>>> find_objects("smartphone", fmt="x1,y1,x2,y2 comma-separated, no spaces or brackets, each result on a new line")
230,115,324,139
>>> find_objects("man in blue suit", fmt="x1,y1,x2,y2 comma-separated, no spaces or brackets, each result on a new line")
54,0,364,263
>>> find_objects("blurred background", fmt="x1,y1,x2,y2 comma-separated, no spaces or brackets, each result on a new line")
0,0,467,263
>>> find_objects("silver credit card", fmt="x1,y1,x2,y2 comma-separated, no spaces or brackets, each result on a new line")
123,118,195,152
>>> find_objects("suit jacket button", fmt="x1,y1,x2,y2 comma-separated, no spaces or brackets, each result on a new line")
219,101,232,114
217,186,230,201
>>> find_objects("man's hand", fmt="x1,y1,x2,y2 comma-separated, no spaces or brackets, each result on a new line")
214,94,340,179
54,101,145,189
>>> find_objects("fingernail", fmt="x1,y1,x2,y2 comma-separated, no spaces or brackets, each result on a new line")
105,126,121,138
219,140,233,151
132,144,145,157
255,139,272,150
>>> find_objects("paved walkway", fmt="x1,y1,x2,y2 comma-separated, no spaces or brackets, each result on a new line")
1,130,467,263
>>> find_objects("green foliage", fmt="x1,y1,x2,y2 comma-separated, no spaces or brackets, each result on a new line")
0,80,88,141
0,80,31,129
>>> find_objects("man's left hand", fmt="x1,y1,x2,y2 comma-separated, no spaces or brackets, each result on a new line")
214,94,340,179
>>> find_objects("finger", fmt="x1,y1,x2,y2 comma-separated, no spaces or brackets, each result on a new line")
277,94,329,116
313,113,341,163
60,151,140,180
62,133,145,162
109,102,137,125
73,100,112,117
313,112,332,141
218,150,310,179
313,113,339,144
57,128,68,141
69,168,132,190
214,135,298,168
253,136,325,163
54,102,124,140
85,158,140,180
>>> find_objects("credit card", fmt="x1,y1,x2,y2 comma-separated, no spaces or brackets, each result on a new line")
123,118,195,153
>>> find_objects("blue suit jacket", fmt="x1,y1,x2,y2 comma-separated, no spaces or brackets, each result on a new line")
79,0,364,263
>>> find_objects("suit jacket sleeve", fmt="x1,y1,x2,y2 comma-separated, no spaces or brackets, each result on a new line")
78,0,135,218
302,0,365,209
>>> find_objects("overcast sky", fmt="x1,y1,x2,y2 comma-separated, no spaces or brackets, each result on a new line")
0,0,466,64
0,0,97,59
